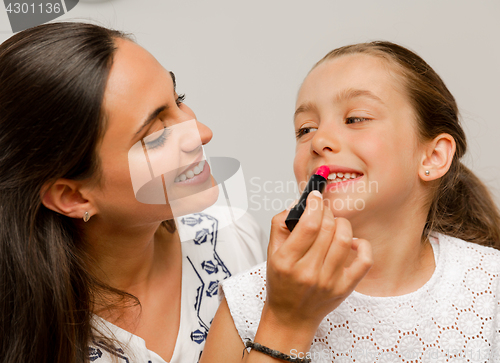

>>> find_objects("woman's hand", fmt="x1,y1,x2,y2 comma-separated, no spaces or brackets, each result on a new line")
251,190,373,358
201,191,372,363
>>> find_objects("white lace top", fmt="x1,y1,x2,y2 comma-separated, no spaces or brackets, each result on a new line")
221,233,500,362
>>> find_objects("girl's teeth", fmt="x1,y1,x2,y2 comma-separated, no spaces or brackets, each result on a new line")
326,172,361,184
179,174,187,182
186,170,194,178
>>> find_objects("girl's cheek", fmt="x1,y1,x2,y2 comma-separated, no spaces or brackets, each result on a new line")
293,145,308,180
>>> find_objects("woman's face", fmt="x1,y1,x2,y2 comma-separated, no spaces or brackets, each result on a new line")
293,54,424,222
88,38,217,227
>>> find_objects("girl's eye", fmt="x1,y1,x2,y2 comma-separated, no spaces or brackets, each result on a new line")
346,116,369,124
176,93,186,106
295,127,318,139
145,126,171,150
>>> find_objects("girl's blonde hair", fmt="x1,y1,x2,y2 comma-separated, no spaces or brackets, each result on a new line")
313,41,500,248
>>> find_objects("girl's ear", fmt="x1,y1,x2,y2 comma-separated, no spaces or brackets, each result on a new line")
40,179,96,220
419,133,456,181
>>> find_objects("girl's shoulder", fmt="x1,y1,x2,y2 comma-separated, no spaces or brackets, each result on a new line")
436,232,500,266
435,233,500,293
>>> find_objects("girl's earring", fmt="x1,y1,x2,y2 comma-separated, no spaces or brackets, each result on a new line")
83,211,91,222
425,170,430,176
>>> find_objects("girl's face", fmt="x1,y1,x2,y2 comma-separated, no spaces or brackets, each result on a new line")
87,38,217,227
293,54,425,221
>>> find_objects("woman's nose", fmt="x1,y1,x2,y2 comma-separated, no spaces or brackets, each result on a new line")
178,119,212,153
310,124,341,156
197,120,213,146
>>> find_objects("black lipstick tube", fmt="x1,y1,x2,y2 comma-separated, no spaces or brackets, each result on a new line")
285,172,328,232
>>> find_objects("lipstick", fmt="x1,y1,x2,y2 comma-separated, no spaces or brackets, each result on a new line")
285,165,330,232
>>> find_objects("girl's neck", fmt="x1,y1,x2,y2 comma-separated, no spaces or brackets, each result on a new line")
349,204,436,297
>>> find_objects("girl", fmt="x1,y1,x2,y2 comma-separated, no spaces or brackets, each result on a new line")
0,22,265,363
202,42,500,362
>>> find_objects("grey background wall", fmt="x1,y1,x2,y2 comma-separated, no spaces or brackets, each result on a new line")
1,0,499,239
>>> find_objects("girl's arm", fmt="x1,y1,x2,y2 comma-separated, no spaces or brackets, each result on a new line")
201,191,373,362
201,297,317,363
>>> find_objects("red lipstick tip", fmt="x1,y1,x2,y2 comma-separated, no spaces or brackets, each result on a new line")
315,165,330,179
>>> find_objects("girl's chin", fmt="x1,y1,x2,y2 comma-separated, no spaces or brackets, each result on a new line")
322,195,368,217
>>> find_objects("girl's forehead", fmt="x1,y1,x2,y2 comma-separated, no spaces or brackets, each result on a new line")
297,54,406,105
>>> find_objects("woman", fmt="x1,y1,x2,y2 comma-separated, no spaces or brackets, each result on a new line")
0,22,265,363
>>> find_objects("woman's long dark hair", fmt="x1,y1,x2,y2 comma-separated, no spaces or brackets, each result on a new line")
0,22,136,362
313,42,500,248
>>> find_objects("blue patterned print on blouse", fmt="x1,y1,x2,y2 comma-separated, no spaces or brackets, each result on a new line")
89,340,130,362
181,212,231,345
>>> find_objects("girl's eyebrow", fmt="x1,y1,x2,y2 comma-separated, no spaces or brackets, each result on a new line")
294,102,317,121
294,88,385,121
335,88,385,105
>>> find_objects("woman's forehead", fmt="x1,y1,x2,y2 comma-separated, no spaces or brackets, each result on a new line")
104,39,173,107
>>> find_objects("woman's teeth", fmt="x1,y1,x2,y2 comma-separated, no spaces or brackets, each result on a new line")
327,171,361,184
174,160,205,183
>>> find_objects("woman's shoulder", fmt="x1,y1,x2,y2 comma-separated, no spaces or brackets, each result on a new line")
183,205,267,253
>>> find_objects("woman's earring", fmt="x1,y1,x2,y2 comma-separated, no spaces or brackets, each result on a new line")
425,170,430,176
83,211,91,222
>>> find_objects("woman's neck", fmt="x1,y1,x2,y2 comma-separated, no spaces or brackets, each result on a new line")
83,218,181,295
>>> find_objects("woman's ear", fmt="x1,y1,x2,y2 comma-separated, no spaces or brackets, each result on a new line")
419,133,456,181
41,179,95,220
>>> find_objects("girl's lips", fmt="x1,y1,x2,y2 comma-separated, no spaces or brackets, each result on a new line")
174,160,211,186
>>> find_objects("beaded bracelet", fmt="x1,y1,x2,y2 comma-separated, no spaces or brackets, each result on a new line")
244,339,311,363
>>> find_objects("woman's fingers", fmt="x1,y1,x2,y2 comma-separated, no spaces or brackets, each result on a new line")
301,203,336,270
272,191,324,262
341,238,373,290
268,209,291,256
320,217,354,279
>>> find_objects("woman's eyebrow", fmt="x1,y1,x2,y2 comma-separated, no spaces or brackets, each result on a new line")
134,105,168,138
133,72,178,138
169,71,177,91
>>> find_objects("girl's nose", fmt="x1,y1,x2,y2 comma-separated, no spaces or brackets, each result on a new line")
310,124,341,156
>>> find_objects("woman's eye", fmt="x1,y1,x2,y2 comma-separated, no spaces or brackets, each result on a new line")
346,116,369,124
295,127,318,139
176,93,186,106
145,126,171,150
